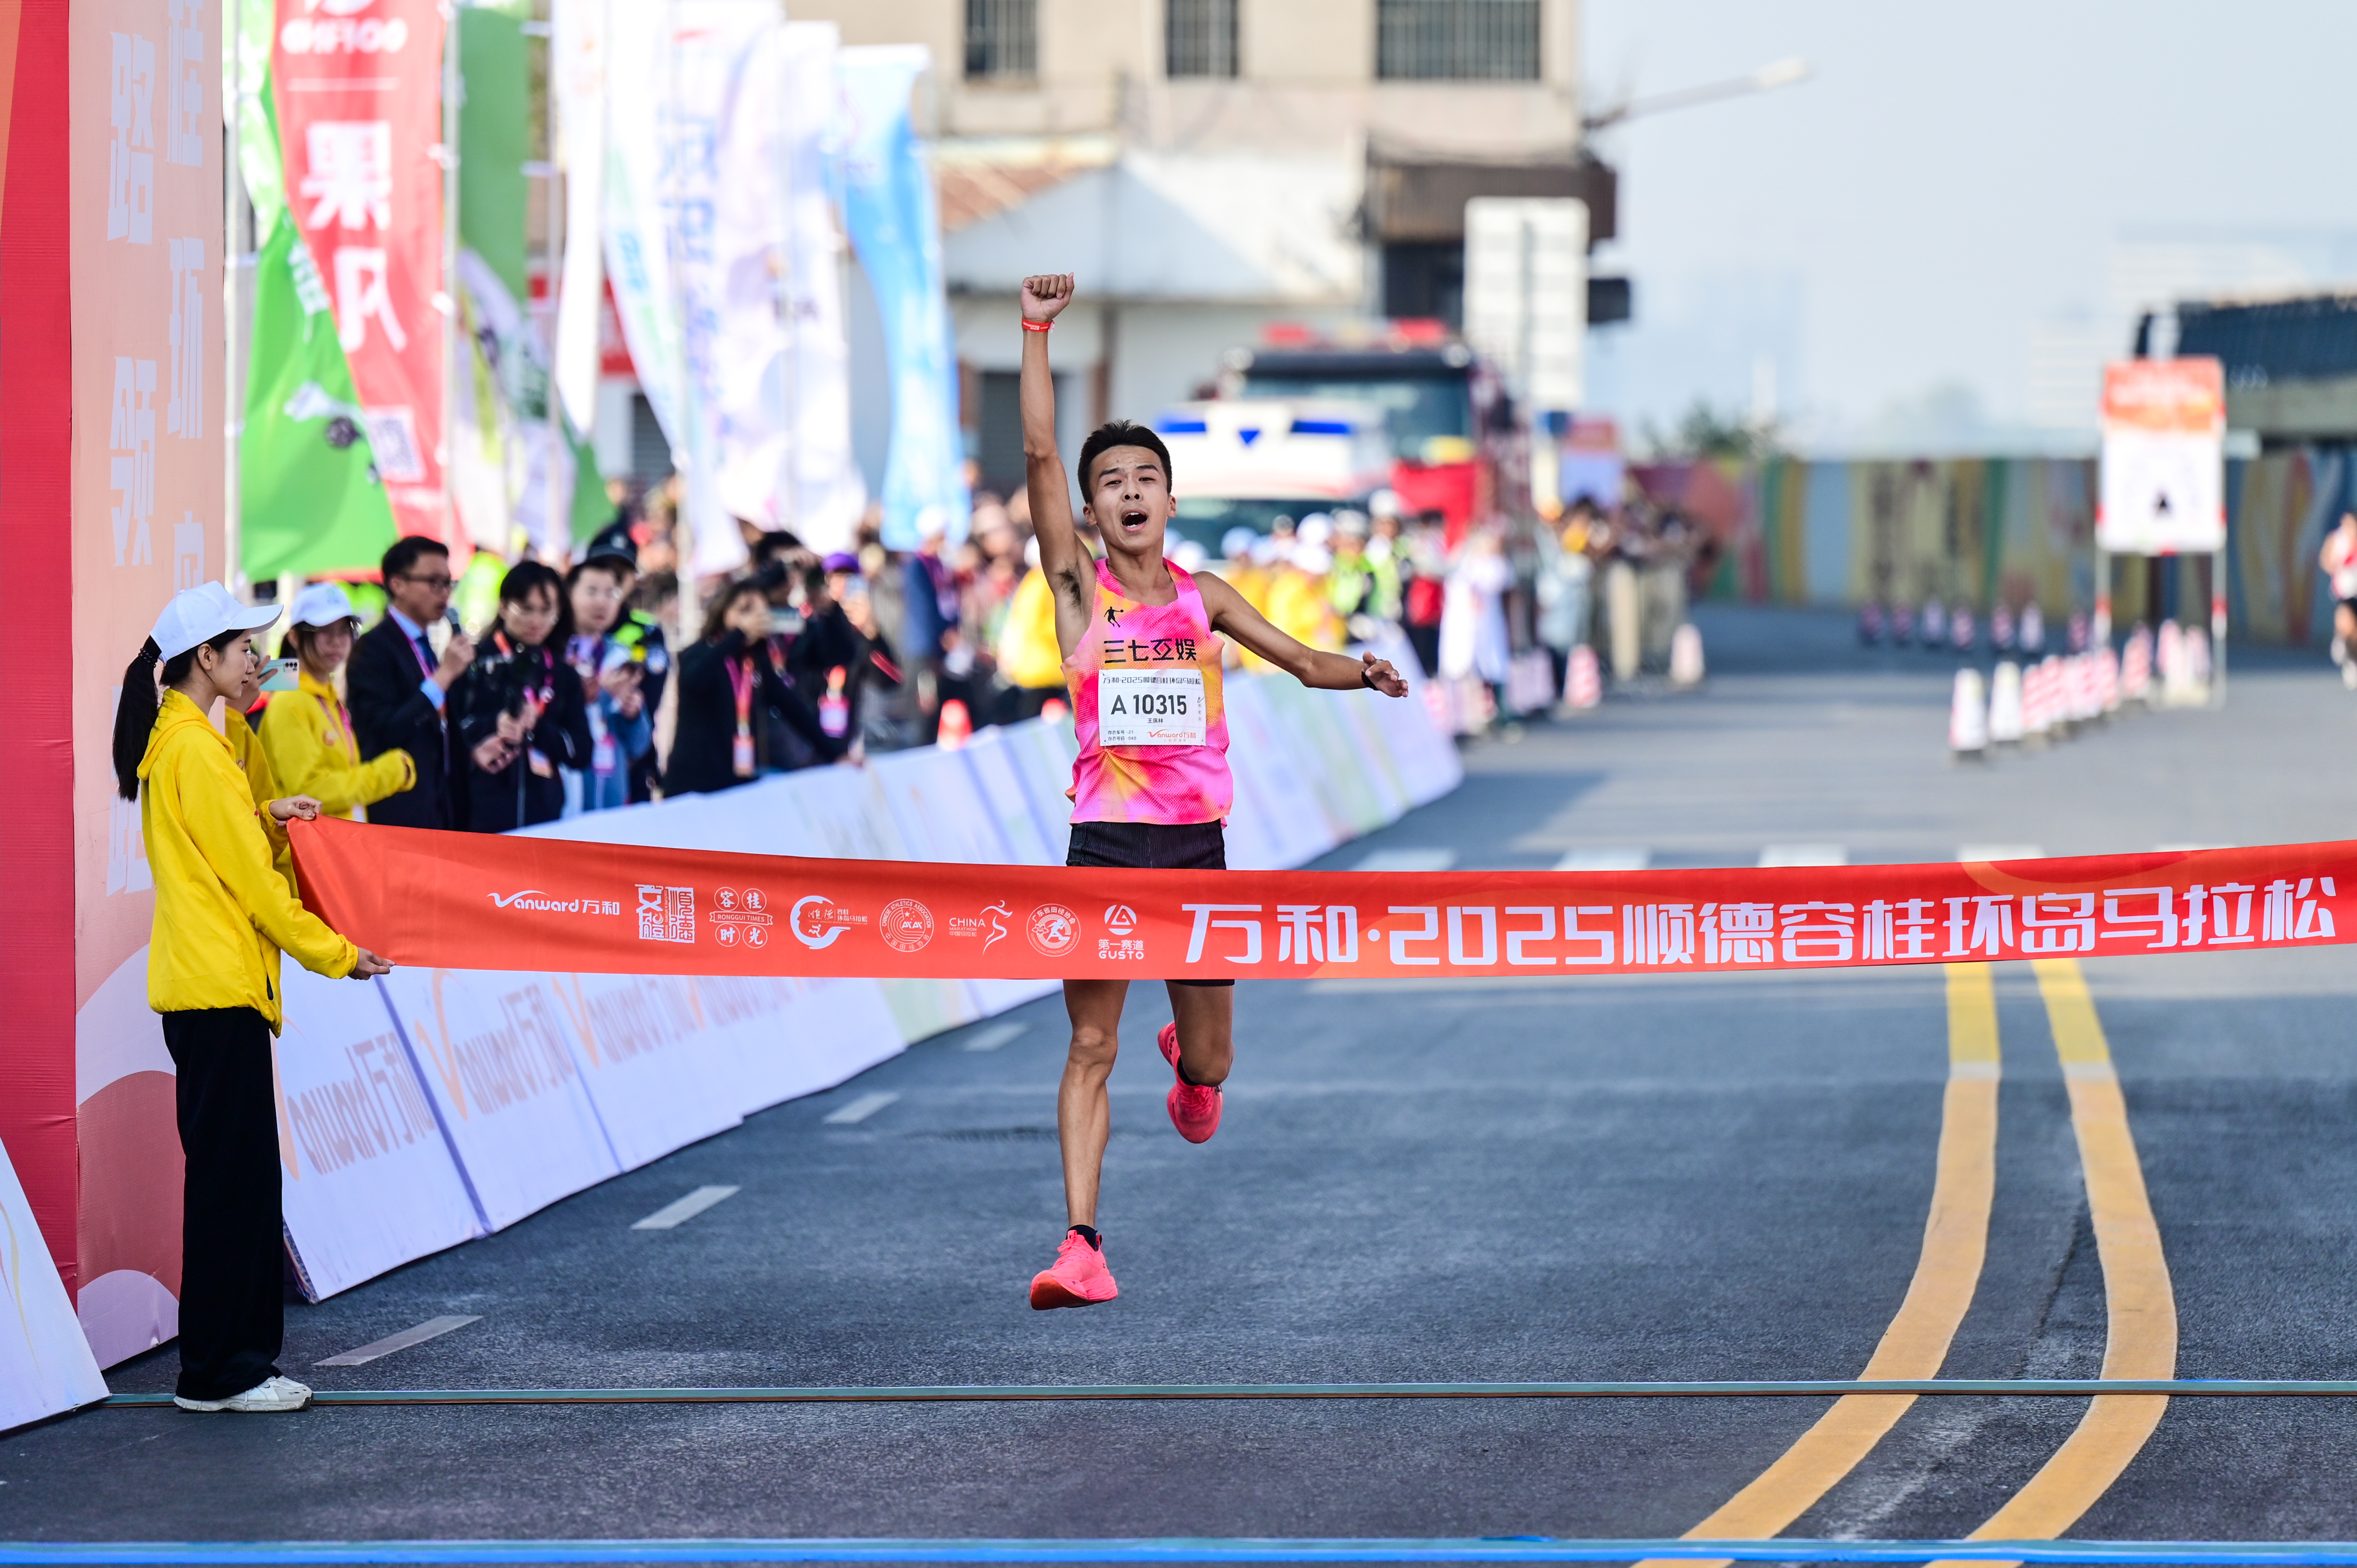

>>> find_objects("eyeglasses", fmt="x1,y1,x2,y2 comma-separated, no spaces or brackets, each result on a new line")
397,573,455,591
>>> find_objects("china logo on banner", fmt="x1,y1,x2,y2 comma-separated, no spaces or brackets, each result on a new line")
273,0,447,538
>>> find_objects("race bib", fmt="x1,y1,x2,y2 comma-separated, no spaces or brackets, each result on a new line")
1098,669,1207,747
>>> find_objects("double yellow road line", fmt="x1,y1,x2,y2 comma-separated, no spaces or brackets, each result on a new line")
1644,958,2175,1568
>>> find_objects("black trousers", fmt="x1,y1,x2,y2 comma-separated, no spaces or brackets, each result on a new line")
160,1007,285,1401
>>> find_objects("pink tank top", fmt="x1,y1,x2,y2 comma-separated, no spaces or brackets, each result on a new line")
1065,558,1231,825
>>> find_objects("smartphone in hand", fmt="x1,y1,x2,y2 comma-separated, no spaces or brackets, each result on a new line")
260,657,301,693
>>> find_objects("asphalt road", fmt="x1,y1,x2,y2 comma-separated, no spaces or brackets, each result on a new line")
9,605,2357,1554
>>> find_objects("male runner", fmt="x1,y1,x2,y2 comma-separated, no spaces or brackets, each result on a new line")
1019,272,1410,1309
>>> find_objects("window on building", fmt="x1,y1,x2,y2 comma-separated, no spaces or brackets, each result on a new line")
966,0,1037,80
1376,0,1539,81
1167,0,1239,78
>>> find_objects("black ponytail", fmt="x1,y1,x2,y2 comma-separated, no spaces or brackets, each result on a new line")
111,629,245,801
112,639,165,802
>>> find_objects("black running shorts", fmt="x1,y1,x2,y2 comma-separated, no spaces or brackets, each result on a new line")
1065,820,1234,987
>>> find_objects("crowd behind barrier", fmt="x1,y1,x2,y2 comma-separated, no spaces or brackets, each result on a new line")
263,636,1459,1308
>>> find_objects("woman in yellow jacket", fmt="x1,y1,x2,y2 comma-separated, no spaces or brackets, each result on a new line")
110,583,393,1417
258,583,415,822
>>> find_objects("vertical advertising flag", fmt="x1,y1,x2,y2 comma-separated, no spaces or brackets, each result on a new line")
836,45,968,550
2097,357,2227,555
273,0,449,541
550,0,607,437
707,18,794,535
667,1,766,575
601,0,685,472
71,0,226,1364
778,21,864,552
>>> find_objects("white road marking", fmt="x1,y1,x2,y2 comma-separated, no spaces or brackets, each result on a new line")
1960,844,2046,862
629,1185,741,1231
1352,848,1459,872
314,1314,480,1368
1554,847,1652,872
1759,845,1848,867
961,1022,1028,1053
823,1091,902,1125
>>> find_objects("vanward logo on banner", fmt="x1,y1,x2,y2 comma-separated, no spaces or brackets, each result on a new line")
292,817,2354,984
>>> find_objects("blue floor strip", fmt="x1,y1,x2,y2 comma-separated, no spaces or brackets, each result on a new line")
89,1378,2357,1409
7,1539,2357,1564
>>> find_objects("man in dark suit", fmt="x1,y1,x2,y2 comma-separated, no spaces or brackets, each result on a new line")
348,535,476,830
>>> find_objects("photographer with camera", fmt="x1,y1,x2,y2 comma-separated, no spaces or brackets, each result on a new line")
452,561,592,832
664,575,847,797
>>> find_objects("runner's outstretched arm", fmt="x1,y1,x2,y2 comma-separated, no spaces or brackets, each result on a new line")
1021,272,1095,660
1194,573,1410,697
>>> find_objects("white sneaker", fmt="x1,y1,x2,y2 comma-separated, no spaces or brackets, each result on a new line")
174,1374,313,1413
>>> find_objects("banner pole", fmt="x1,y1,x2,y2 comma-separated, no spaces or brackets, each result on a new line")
440,0,461,551
543,15,565,558
2211,548,2229,707
223,0,243,591
665,0,699,643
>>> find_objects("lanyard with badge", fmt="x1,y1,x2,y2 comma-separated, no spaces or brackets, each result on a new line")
572,633,621,778
727,655,758,778
311,690,357,763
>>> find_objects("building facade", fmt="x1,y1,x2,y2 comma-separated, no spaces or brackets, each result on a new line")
794,0,1595,498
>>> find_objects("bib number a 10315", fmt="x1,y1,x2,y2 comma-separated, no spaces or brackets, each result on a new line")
1098,669,1208,747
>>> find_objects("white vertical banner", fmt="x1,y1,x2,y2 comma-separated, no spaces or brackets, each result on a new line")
550,0,607,437
601,0,686,472
668,1,768,576
705,21,793,534
779,21,864,551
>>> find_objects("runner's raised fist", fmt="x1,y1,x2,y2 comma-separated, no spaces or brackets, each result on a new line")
1022,273,1075,323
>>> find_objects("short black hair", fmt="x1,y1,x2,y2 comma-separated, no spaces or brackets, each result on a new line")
1078,420,1173,493
381,534,450,584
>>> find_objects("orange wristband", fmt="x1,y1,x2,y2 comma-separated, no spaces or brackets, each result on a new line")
1021,320,1053,332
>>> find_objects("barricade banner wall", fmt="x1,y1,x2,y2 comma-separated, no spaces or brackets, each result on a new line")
0,1130,107,1433
376,967,621,1231
267,686,1455,1298
957,729,1060,867
275,967,484,1301
296,828,2355,983
541,971,746,1170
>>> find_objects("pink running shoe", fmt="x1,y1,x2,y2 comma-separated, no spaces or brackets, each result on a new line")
1159,1023,1223,1144
1030,1230,1119,1309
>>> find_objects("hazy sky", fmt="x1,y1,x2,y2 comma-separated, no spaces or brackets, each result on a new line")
1580,0,2357,451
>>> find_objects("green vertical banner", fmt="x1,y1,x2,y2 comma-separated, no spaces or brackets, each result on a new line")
239,212,401,580
460,5,531,301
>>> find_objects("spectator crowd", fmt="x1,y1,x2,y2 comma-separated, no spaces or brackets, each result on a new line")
241,471,1712,830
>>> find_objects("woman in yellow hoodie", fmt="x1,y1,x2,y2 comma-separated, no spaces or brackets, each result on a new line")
258,583,415,823
110,583,392,1417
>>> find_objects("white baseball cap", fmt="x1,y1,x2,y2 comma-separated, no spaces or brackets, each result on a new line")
150,582,282,661
290,581,359,629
